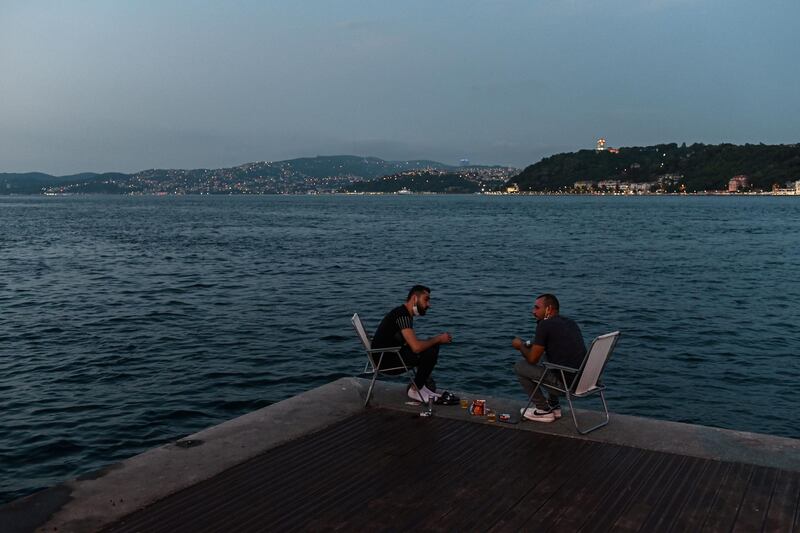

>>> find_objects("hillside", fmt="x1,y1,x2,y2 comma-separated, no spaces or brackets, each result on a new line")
510,143,800,192
342,171,483,194
0,156,458,195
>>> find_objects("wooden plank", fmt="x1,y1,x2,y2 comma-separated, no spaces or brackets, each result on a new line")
732,465,778,532
432,431,588,531
291,411,463,530
200,411,393,530
102,410,800,533
441,431,583,532
640,455,710,532
347,419,520,531
575,446,667,533
487,439,611,531
108,411,372,532
110,411,395,532
518,441,626,531
663,460,732,532
700,462,754,531
610,453,693,531
757,468,800,533
303,414,498,530
401,429,536,530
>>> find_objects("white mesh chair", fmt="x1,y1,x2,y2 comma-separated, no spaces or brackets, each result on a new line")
352,313,420,407
524,331,620,434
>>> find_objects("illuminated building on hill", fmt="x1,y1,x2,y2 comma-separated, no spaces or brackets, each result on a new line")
596,138,606,151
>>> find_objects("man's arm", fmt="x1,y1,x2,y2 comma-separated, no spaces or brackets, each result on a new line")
512,337,545,364
401,328,452,353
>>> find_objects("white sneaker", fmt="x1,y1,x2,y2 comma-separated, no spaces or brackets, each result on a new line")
520,407,556,423
421,386,441,399
407,386,429,403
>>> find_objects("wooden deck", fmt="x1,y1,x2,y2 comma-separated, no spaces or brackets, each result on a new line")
104,408,800,532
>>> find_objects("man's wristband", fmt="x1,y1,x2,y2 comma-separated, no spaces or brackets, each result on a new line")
524,340,532,348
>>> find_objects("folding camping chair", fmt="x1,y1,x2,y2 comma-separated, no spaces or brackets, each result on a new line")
523,331,620,434
352,313,420,407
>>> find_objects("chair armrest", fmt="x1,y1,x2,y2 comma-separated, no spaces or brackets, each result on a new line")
543,362,579,372
366,346,402,354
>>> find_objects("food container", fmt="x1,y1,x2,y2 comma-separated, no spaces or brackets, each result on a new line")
469,399,486,416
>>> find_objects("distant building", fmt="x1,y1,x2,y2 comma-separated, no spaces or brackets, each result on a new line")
574,181,595,190
657,173,681,185
728,175,749,192
596,138,606,152
597,179,620,190
629,182,656,193
771,180,798,195
459,158,470,167
506,183,519,193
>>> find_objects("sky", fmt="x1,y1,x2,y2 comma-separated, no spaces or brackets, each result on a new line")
1,0,799,174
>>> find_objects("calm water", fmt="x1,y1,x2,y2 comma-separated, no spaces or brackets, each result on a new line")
1,194,799,504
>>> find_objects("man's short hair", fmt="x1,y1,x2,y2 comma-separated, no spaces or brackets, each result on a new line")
536,293,560,311
407,284,431,301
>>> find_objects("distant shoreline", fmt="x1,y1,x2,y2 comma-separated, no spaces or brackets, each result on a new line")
5,190,792,197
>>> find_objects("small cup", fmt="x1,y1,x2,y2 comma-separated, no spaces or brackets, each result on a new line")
487,410,496,422
460,398,469,409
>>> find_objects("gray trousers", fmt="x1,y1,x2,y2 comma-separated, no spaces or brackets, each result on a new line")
514,359,563,409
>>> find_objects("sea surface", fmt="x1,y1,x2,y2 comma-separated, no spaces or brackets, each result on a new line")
1,194,799,504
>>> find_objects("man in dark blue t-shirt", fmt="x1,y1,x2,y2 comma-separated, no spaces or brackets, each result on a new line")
372,285,453,403
512,293,586,423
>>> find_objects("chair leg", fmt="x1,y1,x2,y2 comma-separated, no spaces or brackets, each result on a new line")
404,366,421,402
567,390,610,434
365,371,379,408
408,379,422,401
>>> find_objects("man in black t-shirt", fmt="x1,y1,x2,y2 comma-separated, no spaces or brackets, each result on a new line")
512,293,586,423
372,285,453,403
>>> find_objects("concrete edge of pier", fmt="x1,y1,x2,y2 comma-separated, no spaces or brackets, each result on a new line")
2,376,798,533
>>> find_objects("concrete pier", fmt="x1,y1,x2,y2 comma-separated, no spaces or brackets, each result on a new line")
2,377,799,532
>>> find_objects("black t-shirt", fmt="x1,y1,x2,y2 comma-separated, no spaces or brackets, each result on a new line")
372,305,413,349
533,315,586,369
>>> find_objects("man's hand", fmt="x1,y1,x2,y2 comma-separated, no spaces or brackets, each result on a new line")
511,337,524,351
438,332,453,344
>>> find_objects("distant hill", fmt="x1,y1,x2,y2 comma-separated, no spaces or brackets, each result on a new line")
0,156,465,195
510,143,800,192
0,172,125,194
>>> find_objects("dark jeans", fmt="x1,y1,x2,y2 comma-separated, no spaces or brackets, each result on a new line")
378,345,439,389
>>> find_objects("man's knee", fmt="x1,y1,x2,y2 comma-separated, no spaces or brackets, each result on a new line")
420,344,439,361
515,359,543,380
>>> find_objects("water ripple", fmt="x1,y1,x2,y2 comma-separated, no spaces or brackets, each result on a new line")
1,194,799,504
